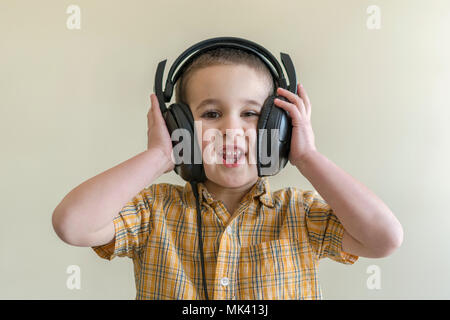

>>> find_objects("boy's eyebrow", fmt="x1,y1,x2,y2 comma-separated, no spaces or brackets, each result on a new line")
195,98,262,111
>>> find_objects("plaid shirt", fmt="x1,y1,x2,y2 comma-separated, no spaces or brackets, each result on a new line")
92,176,358,299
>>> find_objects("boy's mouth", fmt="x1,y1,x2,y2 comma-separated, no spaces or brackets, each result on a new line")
218,145,246,167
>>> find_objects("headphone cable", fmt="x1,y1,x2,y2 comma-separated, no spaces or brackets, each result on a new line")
191,180,209,300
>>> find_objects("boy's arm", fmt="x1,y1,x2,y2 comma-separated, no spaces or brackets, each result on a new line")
52,148,171,247
274,84,403,258
296,150,403,258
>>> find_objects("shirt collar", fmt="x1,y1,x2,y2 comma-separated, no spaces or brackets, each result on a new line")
184,176,274,209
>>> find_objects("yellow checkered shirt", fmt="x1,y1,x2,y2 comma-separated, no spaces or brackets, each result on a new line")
92,176,358,299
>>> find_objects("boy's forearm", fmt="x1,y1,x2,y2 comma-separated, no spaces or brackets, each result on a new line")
295,150,403,252
53,148,170,237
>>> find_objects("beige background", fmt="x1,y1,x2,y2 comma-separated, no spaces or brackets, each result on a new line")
1,0,449,299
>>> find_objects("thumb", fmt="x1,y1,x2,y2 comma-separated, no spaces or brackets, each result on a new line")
150,94,165,123
148,94,156,124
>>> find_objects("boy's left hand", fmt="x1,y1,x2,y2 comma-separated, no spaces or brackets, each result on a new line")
274,83,317,167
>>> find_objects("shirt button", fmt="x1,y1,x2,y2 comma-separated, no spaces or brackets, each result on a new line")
220,277,229,287
226,226,232,235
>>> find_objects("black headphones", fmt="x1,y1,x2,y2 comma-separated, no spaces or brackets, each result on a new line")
152,36,297,300
153,36,297,183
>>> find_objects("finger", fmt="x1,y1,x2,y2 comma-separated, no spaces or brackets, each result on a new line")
151,94,167,126
273,98,303,126
276,86,303,106
148,95,161,130
276,86,306,116
298,84,310,105
148,95,155,122
298,83,311,116
150,94,161,117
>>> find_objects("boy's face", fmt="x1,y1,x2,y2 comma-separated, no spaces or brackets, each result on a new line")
185,64,272,188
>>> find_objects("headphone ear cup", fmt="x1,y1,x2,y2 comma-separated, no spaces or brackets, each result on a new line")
165,103,206,182
257,95,275,133
177,102,195,124
257,95,292,177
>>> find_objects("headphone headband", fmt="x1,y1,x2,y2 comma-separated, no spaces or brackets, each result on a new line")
154,36,297,113
171,42,280,92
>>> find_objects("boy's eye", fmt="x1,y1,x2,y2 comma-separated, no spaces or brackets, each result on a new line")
200,110,260,119
243,111,260,117
201,111,220,119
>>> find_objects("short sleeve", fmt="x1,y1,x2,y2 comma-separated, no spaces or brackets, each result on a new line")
302,190,358,264
91,184,156,260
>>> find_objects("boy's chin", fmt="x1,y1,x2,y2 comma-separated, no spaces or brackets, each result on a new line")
204,164,258,187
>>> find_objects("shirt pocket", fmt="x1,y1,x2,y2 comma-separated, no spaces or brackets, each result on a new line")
238,238,316,299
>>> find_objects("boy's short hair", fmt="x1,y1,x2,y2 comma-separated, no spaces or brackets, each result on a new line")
175,47,275,105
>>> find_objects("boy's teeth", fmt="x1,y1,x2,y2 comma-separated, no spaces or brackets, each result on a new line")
220,149,244,164
223,150,242,158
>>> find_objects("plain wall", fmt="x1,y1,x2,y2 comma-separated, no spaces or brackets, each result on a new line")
1,0,449,299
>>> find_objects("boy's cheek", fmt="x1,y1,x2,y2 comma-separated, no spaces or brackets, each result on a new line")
202,140,218,165
246,132,257,165
201,132,221,165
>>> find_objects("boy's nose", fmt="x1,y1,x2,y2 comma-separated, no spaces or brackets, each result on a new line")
224,127,245,141
221,116,245,136
220,116,247,148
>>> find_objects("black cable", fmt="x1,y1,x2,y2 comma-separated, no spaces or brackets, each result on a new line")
190,181,209,300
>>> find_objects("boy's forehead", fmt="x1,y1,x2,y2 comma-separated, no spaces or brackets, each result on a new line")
194,97,263,112
186,65,272,107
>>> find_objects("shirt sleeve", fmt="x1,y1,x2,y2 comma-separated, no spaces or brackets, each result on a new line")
91,184,156,260
302,190,358,264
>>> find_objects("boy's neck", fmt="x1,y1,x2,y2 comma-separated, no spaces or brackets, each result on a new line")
204,177,258,224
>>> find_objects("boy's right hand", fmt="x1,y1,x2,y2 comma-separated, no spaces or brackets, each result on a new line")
147,93,174,174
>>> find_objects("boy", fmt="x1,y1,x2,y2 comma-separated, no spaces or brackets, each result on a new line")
52,47,403,300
